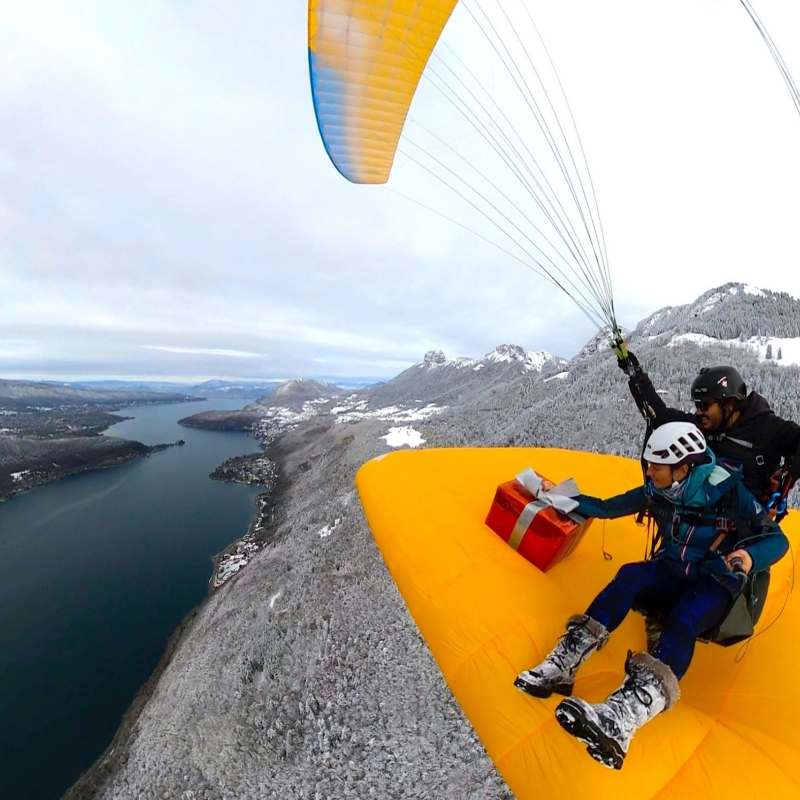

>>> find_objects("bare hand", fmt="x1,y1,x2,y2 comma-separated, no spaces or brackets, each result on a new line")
725,549,753,574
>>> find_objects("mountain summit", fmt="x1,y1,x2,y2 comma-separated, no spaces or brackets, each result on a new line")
627,283,800,367
267,379,343,408
633,283,800,343
367,345,566,406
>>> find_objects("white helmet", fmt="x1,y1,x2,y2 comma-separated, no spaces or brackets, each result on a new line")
644,422,707,466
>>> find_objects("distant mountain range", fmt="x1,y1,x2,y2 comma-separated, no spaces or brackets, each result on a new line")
0,379,197,409
178,379,345,430
362,344,568,406
54,376,378,399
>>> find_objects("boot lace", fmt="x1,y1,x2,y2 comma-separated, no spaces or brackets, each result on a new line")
549,619,596,672
621,650,654,707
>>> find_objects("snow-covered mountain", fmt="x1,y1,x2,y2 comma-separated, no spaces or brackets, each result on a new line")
630,283,800,366
572,326,630,363
264,379,344,409
363,344,567,406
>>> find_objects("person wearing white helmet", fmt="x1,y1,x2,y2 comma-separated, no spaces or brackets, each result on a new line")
514,422,788,770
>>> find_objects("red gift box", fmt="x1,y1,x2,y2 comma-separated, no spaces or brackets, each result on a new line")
485,476,592,572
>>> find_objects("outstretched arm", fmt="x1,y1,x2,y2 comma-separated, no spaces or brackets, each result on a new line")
575,486,647,520
617,350,694,426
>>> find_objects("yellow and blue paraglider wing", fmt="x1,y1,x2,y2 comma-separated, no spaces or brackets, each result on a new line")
355,447,800,799
308,0,459,184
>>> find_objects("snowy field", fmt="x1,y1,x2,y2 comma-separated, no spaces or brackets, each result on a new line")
668,332,800,367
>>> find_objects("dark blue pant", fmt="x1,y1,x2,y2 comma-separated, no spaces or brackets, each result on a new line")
585,559,732,679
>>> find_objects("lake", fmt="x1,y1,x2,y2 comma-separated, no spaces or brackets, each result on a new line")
0,400,261,799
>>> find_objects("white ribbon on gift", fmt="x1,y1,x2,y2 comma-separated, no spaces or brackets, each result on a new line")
515,467,581,514
506,468,583,552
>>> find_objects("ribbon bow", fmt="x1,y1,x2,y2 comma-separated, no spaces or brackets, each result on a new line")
515,467,580,515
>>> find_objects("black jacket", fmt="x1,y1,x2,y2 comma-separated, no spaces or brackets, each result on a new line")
628,370,800,500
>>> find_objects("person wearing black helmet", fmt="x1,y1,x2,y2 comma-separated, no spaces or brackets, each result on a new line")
617,351,800,503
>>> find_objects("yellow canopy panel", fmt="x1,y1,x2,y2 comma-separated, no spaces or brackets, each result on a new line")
308,0,459,184
355,447,800,799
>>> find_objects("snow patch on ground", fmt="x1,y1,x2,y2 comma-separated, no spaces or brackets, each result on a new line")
700,293,723,314
424,355,474,370
381,426,425,448
646,309,669,328
668,332,800,366
543,371,569,383
250,399,330,435
728,284,765,297
332,400,445,424
669,332,719,347
329,397,366,414
318,518,341,538
484,346,552,371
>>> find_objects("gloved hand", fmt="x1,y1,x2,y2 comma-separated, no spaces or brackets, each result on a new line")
616,348,640,374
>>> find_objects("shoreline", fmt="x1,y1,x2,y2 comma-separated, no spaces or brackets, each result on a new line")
0,439,185,504
65,437,284,798
0,400,198,504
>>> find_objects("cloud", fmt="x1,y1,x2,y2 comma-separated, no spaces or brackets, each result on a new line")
1,0,799,381
142,346,266,358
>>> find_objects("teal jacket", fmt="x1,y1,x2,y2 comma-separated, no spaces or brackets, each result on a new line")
575,452,788,580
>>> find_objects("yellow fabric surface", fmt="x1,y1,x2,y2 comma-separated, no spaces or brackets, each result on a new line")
355,447,800,798
308,0,458,183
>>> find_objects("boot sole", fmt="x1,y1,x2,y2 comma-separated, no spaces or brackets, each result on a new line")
513,677,573,699
555,698,625,770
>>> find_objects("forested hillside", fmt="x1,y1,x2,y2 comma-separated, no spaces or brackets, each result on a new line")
636,283,800,340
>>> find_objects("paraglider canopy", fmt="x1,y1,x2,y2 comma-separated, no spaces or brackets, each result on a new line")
308,0,459,184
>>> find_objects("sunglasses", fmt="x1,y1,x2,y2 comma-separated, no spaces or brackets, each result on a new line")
694,399,718,412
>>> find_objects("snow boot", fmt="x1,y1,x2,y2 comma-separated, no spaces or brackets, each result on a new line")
514,615,609,699
554,651,680,770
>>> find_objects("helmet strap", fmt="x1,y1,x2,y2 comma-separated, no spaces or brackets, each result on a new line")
718,399,743,430
663,470,689,500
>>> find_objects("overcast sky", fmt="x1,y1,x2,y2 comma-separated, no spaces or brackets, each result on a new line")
2,0,799,383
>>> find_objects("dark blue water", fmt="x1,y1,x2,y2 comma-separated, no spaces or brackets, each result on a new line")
0,400,261,800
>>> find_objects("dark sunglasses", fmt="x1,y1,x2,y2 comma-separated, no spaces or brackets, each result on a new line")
694,399,718,412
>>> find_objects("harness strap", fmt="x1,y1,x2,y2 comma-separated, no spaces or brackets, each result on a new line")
644,487,751,554
709,433,754,449
705,505,754,554
767,472,796,521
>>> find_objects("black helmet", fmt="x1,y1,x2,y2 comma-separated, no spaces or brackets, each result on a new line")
690,366,747,402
